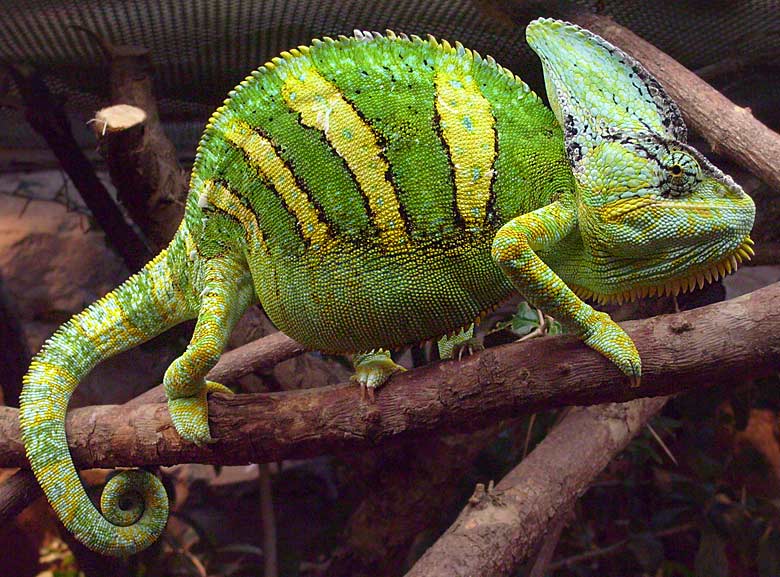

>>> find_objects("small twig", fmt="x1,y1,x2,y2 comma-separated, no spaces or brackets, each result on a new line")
548,521,698,570
522,413,537,459
645,422,678,465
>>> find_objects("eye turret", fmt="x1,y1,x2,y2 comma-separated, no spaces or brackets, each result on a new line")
660,150,701,197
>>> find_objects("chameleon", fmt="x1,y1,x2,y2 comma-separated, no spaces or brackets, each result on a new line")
19,18,755,556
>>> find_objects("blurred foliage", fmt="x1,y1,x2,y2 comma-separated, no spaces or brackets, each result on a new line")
533,374,780,577
35,539,83,577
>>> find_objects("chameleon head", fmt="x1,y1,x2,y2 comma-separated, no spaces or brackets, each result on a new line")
527,18,755,303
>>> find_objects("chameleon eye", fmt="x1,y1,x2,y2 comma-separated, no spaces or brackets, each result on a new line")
660,150,700,197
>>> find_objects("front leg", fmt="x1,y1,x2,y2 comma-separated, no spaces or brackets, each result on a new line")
164,253,255,444
491,200,641,384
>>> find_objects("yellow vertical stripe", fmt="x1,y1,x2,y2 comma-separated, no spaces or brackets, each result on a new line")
281,67,407,247
202,179,269,257
434,61,496,228
222,119,330,249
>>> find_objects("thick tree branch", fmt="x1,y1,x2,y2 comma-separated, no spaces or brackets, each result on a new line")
404,397,669,577
0,282,777,470
0,470,40,521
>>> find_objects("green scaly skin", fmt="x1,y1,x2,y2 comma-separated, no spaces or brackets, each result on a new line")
19,19,755,556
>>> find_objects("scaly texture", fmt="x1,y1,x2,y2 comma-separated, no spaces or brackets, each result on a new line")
20,19,755,556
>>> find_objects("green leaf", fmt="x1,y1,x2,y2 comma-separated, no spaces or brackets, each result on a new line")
509,301,540,336
694,524,728,577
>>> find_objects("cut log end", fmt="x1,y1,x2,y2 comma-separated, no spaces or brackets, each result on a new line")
92,104,147,134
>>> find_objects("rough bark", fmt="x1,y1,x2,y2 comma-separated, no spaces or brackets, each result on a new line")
124,329,306,407
83,29,188,249
0,282,777,470
566,12,780,193
404,397,668,577
0,470,40,522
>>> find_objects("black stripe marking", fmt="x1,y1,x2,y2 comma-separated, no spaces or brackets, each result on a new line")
286,108,375,235
485,109,499,226
336,90,414,239
250,123,335,238
432,100,465,230
223,133,309,244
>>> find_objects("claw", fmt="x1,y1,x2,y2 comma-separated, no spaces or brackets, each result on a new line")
359,382,377,403
352,350,404,402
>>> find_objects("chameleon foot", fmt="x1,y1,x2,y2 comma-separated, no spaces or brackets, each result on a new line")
351,350,406,401
438,325,483,360
168,381,233,445
581,311,642,387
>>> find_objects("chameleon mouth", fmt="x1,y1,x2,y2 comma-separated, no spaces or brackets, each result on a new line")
572,236,755,305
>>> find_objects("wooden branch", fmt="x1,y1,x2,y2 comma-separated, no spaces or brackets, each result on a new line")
124,329,306,407
0,282,777,470
568,12,780,193
0,470,40,521
2,62,152,271
404,397,668,577
78,27,188,249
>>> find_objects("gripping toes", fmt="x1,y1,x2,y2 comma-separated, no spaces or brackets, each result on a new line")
351,350,406,401
168,389,213,445
167,382,232,445
580,311,641,386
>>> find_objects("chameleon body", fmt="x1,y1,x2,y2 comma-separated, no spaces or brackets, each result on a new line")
19,19,755,556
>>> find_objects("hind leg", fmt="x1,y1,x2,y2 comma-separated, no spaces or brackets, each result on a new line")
437,324,483,360
164,254,254,445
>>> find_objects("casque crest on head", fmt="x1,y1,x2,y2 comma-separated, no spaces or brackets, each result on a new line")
526,18,687,154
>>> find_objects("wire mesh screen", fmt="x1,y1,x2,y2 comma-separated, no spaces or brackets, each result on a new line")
1,0,779,164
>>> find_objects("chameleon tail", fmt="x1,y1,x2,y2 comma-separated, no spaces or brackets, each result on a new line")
19,232,197,556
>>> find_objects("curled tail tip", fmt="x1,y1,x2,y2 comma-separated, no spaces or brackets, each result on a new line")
66,469,170,557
